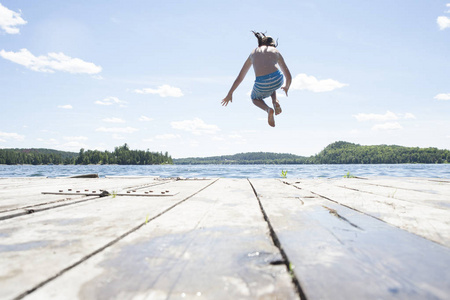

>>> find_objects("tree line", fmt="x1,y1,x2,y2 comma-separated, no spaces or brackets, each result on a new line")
1,142,449,165
174,152,312,164
75,144,172,165
0,144,172,165
0,148,76,165
174,141,450,164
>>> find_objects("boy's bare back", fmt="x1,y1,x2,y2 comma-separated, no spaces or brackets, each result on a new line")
250,46,280,77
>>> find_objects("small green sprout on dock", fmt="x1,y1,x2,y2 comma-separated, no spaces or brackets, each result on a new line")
288,262,295,278
343,171,356,178
281,170,288,178
289,262,295,271
388,189,398,198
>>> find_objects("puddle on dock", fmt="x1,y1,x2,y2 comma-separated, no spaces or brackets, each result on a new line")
0,240,50,253
51,217,94,226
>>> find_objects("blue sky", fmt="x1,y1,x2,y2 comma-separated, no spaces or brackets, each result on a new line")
0,0,449,158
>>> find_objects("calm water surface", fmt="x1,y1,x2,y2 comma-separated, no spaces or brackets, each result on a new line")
0,164,449,179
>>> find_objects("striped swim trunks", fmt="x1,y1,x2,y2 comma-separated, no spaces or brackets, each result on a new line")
251,70,284,100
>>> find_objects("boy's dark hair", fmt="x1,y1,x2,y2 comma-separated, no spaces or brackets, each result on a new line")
252,31,278,47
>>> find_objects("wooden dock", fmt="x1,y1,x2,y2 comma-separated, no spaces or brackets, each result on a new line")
1,176,449,299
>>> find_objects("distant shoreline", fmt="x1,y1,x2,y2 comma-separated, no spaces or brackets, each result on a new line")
1,141,449,165
1,162,449,166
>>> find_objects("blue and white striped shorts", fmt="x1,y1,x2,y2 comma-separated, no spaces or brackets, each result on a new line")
251,70,284,100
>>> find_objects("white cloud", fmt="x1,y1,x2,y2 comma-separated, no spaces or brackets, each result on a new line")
228,134,246,143
437,16,450,30
112,134,125,140
95,97,127,106
58,104,73,109
402,113,416,119
0,131,24,141
110,17,120,24
434,93,450,101
229,134,243,139
61,141,88,150
102,117,125,123
95,127,138,133
0,3,27,34
36,138,59,145
155,134,181,140
353,111,415,122
134,84,183,97
138,116,153,122
353,111,398,122
171,118,219,135
0,48,102,74
372,122,403,131
189,139,200,148
64,136,88,141
291,73,348,92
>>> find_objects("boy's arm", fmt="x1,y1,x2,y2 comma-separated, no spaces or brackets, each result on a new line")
221,57,252,106
278,54,292,96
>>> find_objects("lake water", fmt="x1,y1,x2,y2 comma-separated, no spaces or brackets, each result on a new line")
0,164,449,179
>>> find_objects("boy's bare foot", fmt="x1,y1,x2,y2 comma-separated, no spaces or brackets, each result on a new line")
274,102,282,115
268,108,275,127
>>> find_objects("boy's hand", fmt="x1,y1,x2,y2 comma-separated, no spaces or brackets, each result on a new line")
221,95,232,106
281,86,289,97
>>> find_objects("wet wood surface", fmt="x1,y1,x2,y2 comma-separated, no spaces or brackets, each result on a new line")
0,176,449,299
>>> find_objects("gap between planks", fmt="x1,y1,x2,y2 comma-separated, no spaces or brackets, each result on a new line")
247,178,307,300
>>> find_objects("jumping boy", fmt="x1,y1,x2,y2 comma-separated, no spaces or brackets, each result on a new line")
221,31,292,127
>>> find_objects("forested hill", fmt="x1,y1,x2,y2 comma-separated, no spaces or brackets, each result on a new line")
0,148,78,165
174,152,310,165
0,144,172,165
174,141,450,164
314,141,449,164
4,148,77,159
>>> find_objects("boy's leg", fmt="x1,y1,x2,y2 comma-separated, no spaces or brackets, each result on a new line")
252,98,270,111
271,91,282,115
252,99,275,127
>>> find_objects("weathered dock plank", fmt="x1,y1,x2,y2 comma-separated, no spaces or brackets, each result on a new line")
22,179,297,300
0,177,172,220
336,177,450,205
359,177,450,196
0,178,214,300
249,178,450,300
1,177,449,300
289,178,450,247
